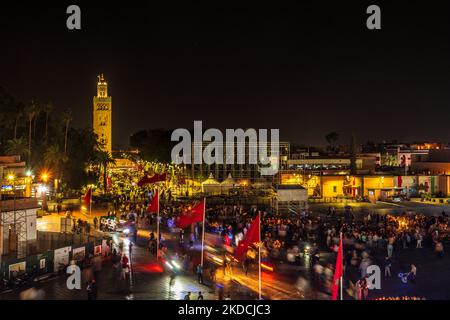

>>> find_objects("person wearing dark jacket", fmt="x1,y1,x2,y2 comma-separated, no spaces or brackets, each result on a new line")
87,280,98,300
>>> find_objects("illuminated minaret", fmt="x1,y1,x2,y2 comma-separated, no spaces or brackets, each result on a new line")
93,74,112,154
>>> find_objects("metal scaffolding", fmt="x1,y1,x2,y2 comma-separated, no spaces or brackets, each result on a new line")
1,202,29,259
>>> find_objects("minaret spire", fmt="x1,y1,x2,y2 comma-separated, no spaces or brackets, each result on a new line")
93,73,112,154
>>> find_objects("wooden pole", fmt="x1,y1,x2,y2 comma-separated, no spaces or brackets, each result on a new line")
201,197,206,267
89,188,92,217
340,232,343,300
156,189,160,261
258,213,262,300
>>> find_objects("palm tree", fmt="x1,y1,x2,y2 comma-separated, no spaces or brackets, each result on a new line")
325,131,339,151
350,134,357,175
24,101,37,160
5,138,29,160
43,101,53,141
96,150,116,194
62,108,73,155
44,144,68,179
13,103,25,139
33,102,42,139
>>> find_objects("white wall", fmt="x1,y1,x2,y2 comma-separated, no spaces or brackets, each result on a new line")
1,208,37,242
277,189,308,202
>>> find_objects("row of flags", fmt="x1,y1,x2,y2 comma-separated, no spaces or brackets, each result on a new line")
86,186,343,300
83,172,167,203
147,195,260,261
147,193,205,230
85,183,261,262
85,174,342,300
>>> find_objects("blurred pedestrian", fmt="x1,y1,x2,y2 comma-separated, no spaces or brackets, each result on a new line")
243,258,250,276
387,241,394,258
435,242,444,258
218,286,224,300
87,280,97,300
384,256,392,277
196,264,204,284
409,264,417,283
209,265,217,282
122,254,129,279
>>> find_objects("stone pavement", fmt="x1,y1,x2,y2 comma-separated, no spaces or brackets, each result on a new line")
1,230,255,300
343,242,450,300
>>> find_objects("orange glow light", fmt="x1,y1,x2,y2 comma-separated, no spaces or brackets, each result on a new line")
261,263,274,272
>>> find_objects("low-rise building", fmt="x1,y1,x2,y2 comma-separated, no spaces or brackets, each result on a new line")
0,155,32,197
411,150,450,175
285,153,378,176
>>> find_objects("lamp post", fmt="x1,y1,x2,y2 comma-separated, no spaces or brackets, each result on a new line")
41,173,49,212
7,174,16,212
7,174,16,255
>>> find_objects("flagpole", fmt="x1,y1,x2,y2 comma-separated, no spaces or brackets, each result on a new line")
258,212,262,300
200,197,206,267
156,188,160,262
339,232,343,300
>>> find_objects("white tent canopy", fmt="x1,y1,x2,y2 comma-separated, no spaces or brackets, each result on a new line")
220,173,236,193
201,173,222,193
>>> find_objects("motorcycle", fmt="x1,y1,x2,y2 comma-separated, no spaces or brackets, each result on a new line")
19,273,33,287
0,278,13,293
1,272,34,292
398,272,410,284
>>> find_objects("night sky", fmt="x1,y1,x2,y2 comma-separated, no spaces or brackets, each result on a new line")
1,1,450,148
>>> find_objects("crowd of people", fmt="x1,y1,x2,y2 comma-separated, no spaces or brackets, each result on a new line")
319,207,450,299
55,181,450,301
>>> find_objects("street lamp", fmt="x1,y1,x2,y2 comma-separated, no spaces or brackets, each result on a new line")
6,174,17,255
40,172,50,211
7,174,16,203
41,172,49,183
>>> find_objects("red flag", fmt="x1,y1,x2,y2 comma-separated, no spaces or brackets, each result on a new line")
147,189,159,213
83,188,92,207
176,198,205,229
234,212,260,259
138,173,167,187
331,235,343,300
154,173,167,182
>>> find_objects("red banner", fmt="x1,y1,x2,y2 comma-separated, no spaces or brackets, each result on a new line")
331,235,343,300
234,212,260,259
83,188,92,206
147,189,159,213
176,199,205,229
138,173,167,187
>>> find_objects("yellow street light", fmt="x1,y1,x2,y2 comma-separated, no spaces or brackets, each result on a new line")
41,172,49,183
7,174,15,182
